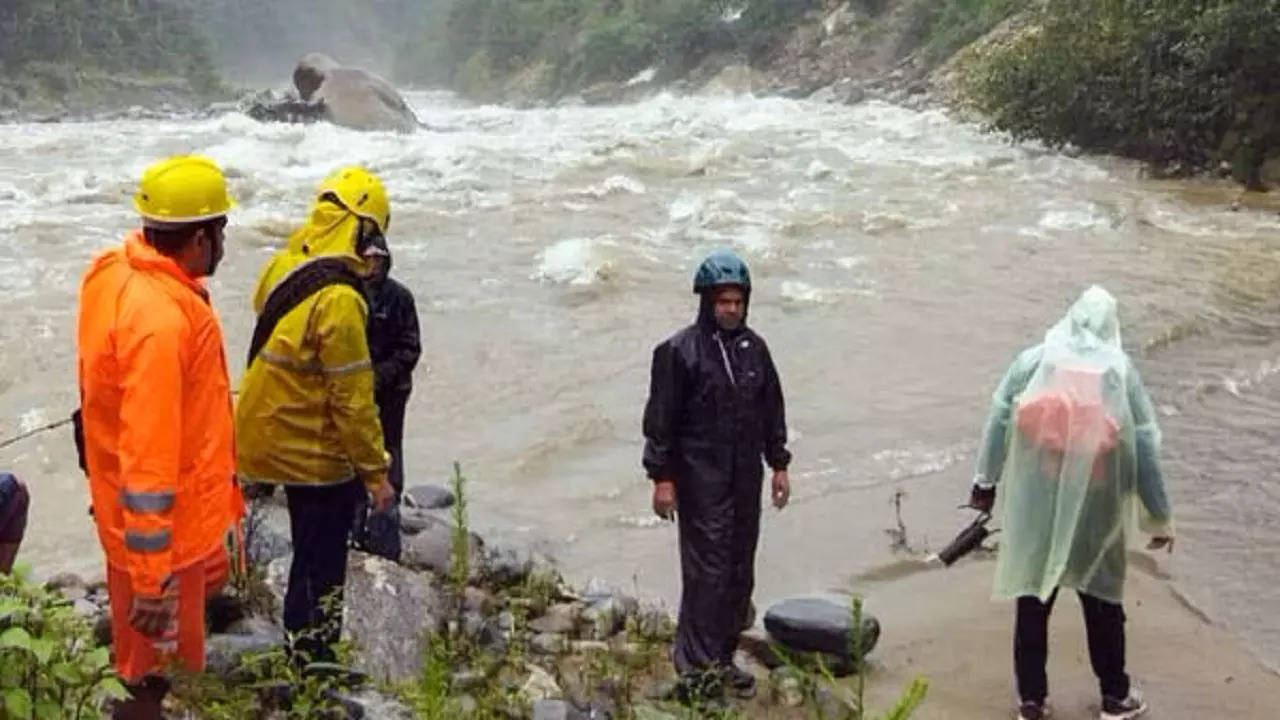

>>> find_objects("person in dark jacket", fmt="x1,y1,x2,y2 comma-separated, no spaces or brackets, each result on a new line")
352,235,421,560
642,249,792,703
0,472,29,574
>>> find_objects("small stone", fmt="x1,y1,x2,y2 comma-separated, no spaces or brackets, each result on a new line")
206,633,282,675
405,485,455,510
399,507,445,535
633,705,680,720
340,690,415,720
46,572,85,591
521,665,562,703
529,603,581,635
462,612,498,648
484,545,534,587
770,668,805,708
530,633,569,656
463,586,495,615
225,615,284,640
452,669,485,691
763,594,881,666
245,521,292,566
400,521,483,578
582,598,631,640
497,611,516,631
569,640,609,654
741,626,855,675
454,694,477,716
532,699,588,720
57,585,88,603
72,599,98,619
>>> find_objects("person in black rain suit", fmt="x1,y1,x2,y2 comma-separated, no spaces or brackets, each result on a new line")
353,234,421,560
642,248,792,704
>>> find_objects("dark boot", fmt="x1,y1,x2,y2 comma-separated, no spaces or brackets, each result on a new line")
111,677,169,720
724,663,757,699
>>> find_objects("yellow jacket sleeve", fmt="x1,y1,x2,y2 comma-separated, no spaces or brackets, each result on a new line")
313,285,389,491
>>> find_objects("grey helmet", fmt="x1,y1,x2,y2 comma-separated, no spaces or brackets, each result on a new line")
692,249,751,294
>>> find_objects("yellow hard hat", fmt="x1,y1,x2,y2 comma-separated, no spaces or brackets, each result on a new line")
134,154,235,224
317,166,390,233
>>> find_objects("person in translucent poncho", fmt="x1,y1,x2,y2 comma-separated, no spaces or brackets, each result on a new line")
967,286,1174,720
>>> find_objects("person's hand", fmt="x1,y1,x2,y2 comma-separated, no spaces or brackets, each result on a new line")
652,480,677,521
771,470,791,510
129,592,178,638
1147,536,1175,553
969,485,996,513
370,478,395,513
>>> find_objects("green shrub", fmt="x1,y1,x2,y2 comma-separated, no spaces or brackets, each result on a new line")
0,566,128,719
0,0,223,94
968,0,1280,181
579,17,659,84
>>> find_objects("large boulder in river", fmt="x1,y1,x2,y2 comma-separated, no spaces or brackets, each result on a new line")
761,595,881,672
292,52,420,133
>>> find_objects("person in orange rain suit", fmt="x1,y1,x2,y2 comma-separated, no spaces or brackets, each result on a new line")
76,155,244,720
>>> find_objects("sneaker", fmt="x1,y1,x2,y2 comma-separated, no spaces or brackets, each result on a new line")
1018,700,1049,720
1100,691,1147,720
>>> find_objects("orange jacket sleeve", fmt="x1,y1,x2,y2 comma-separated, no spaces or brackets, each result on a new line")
115,298,186,597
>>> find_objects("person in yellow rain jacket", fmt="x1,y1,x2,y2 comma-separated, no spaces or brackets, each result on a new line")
236,166,395,665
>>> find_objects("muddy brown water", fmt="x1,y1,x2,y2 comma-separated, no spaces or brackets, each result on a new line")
1,90,1277,670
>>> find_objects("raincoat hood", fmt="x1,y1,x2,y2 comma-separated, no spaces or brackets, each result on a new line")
252,200,371,312
1050,285,1121,351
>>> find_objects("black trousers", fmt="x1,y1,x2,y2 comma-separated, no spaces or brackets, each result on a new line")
1015,589,1130,704
672,475,761,679
283,479,364,664
377,391,408,497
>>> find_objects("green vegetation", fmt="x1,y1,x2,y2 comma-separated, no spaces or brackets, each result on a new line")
0,0,223,98
967,0,1280,185
901,0,1024,67
450,462,472,595
0,566,127,720
395,0,822,98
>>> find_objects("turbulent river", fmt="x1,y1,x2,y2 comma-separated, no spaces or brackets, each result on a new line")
2,90,1278,670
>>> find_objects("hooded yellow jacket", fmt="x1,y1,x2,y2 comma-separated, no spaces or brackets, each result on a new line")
235,200,389,490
